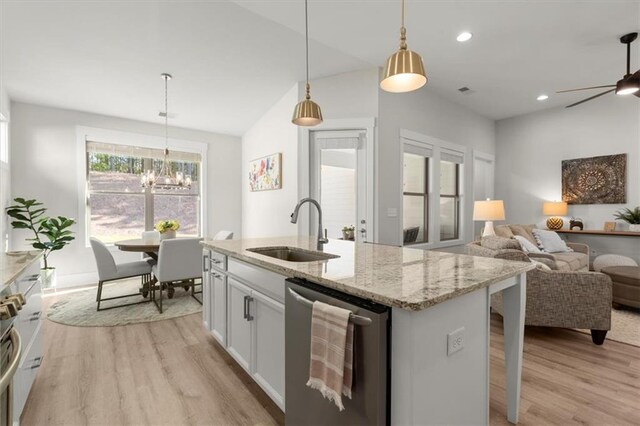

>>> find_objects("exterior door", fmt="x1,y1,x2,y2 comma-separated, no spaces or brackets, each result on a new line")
310,130,372,242
472,152,495,240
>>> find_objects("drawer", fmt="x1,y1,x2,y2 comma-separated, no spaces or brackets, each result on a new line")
228,258,285,304
14,321,43,420
15,292,43,350
210,250,227,272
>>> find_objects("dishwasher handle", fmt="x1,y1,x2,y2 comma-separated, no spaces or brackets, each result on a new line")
287,288,372,326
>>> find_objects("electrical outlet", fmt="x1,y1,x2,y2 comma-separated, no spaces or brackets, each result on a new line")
447,327,465,356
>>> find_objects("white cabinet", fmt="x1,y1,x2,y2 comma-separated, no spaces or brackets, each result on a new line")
202,250,212,331
252,290,285,409
227,278,253,371
211,270,227,345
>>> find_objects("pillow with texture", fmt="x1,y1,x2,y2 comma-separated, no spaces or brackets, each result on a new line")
530,257,557,270
509,224,537,245
514,235,541,253
532,229,573,253
480,236,522,251
531,259,552,271
494,225,515,239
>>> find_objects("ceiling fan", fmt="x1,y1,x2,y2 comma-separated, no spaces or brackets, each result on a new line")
557,32,640,108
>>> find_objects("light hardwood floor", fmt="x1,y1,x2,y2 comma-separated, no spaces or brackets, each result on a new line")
22,305,640,425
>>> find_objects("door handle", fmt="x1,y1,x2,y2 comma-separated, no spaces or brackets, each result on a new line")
243,295,248,320
202,254,209,272
246,296,254,321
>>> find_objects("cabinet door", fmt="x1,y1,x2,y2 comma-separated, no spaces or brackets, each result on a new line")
211,271,227,346
252,290,285,410
227,278,253,372
202,250,211,331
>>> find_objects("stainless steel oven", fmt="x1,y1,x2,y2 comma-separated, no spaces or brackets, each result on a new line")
0,319,21,426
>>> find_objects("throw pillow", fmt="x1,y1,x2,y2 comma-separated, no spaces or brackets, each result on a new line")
532,229,573,253
529,256,558,270
531,259,552,271
509,224,537,246
494,225,515,239
514,235,541,253
480,236,522,251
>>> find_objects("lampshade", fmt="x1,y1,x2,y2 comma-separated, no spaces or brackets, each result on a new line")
292,97,323,126
473,200,505,221
380,48,427,93
542,201,568,216
615,77,640,95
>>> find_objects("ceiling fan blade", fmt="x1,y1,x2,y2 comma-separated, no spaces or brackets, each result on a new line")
556,85,615,94
565,89,615,108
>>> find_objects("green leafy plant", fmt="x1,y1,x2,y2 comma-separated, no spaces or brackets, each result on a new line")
613,207,640,225
5,198,76,269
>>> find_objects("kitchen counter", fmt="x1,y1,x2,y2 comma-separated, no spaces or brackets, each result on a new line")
201,236,534,311
0,251,42,290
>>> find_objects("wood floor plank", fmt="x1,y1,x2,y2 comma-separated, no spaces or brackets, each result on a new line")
21,299,640,426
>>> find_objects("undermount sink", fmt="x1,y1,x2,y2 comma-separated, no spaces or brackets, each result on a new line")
247,246,339,262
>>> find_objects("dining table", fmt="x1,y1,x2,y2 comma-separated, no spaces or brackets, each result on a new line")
114,238,161,260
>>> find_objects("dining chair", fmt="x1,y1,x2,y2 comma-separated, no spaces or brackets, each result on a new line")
213,230,234,240
90,238,153,311
151,237,204,313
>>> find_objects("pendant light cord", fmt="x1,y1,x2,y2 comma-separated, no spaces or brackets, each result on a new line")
399,0,407,50
401,0,404,28
304,0,311,99
164,75,169,152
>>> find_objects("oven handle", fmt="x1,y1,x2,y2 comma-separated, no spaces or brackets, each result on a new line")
287,288,372,326
0,328,22,394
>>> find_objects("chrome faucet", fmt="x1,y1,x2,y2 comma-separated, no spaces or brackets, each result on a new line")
290,198,328,251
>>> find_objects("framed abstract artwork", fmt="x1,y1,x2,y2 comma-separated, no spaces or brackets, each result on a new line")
249,153,282,191
561,154,626,204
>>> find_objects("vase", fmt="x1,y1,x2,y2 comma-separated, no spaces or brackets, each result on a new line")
161,230,176,240
629,224,640,233
40,268,57,289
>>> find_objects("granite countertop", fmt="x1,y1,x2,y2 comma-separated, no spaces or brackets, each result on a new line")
1,251,43,289
201,236,534,311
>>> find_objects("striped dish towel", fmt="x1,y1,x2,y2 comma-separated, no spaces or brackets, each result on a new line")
306,300,354,411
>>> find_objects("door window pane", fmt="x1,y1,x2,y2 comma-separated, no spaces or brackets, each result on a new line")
154,195,199,236
440,161,458,196
320,149,357,239
440,197,458,241
89,193,145,243
403,195,425,243
403,153,426,193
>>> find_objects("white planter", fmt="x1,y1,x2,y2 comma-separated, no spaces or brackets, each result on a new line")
160,230,176,240
41,268,57,289
629,224,640,233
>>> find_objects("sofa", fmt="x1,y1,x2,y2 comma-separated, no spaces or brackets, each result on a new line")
467,224,612,345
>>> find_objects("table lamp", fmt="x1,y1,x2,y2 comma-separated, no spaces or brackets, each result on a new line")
543,201,567,230
473,199,506,237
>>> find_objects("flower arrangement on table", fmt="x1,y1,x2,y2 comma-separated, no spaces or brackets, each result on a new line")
155,220,180,239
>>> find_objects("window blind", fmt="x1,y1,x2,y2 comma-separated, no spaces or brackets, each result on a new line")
86,141,201,163
403,142,433,158
441,148,464,164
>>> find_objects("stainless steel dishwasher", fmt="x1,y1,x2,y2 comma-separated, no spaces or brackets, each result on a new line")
285,278,391,425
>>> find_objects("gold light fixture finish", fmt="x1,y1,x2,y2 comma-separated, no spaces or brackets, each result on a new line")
380,0,427,93
292,0,323,126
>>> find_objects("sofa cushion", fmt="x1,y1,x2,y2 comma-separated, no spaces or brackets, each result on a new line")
532,229,572,253
514,235,541,253
480,236,521,251
509,224,537,246
494,225,515,239
552,252,589,271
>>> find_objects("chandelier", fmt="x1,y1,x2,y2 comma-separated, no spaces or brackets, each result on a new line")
141,73,192,190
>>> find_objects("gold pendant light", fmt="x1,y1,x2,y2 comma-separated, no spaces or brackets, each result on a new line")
380,0,427,93
292,0,323,126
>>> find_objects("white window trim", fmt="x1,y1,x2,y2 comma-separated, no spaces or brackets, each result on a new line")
76,126,208,248
399,129,467,249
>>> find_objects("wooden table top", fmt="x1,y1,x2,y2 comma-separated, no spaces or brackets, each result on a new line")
114,239,160,252
556,229,640,237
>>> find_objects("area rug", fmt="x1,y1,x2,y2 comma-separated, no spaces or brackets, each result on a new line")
574,309,640,347
47,279,202,327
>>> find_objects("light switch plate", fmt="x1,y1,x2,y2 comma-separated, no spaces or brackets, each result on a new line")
447,327,465,356
387,208,398,217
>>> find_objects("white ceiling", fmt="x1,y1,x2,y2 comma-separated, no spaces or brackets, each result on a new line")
1,1,639,136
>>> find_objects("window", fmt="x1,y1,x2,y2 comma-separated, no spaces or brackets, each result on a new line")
439,160,460,241
87,142,201,243
403,152,428,244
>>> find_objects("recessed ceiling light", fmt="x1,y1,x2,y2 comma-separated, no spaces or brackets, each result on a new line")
537,94,549,101
456,32,473,42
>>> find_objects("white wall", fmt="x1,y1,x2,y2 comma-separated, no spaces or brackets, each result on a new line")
377,86,496,245
9,101,242,285
0,87,10,252
242,84,300,238
496,95,640,263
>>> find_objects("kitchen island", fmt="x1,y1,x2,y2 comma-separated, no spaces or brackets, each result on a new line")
201,236,534,425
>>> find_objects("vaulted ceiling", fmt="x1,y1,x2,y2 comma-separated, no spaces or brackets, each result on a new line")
1,1,638,136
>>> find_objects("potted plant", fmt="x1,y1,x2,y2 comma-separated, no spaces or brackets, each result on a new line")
614,207,640,232
155,219,180,240
342,225,355,241
5,198,76,288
